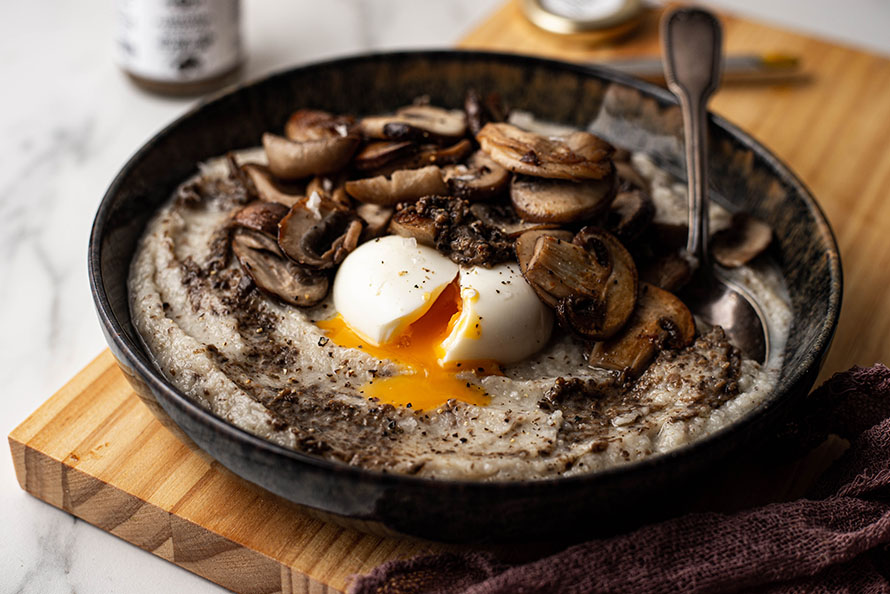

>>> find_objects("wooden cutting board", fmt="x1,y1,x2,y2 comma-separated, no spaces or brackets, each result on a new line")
10,3,890,592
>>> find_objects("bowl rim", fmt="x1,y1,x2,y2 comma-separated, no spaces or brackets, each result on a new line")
89,48,842,492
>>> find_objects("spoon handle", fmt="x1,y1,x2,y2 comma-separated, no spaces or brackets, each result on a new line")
660,8,723,266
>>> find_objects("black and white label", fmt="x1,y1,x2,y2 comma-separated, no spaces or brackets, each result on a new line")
116,0,241,82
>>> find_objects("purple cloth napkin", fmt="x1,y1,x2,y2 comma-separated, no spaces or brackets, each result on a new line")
350,364,890,593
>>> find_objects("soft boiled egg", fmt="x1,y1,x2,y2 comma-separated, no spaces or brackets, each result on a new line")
316,235,553,410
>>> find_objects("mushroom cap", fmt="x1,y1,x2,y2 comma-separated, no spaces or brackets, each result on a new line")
278,198,363,270
263,132,360,180
510,167,617,224
606,187,656,243
515,229,574,278
232,229,329,307
284,109,355,142
443,150,510,202
712,213,773,268
241,163,305,207
344,165,447,206
359,105,467,144
588,282,695,377
233,200,290,237
477,122,614,180
356,203,394,240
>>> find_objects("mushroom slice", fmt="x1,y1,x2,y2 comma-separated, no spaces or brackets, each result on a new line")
344,165,447,206
469,203,558,238
263,132,360,181
477,122,614,180
368,139,474,177
515,229,574,276
360,105,467,144
356,203,393,240
589,283,695,377
524,236,613,307
711,213,772,268
640,252,693,293
443,150,510,202
615,161,649,193
278,199,363,270
241,163,304,207
573,227,639,339
232,229,329,307
284,109,355,142
464,89,507,137
510,168,617,224
388,206,438,247
233,201,290,237
306,175,351,210
353,141,417,172
606,188,655,243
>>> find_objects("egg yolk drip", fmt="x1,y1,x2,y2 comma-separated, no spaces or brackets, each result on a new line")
317,281,500,410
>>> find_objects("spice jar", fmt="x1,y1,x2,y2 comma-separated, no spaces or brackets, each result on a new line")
115,0,243,96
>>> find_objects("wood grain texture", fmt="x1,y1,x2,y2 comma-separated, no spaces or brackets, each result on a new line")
461,1,890,382
9,5,888,593
9,351,445,594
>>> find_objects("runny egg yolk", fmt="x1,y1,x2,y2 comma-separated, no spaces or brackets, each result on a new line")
316,280,500,411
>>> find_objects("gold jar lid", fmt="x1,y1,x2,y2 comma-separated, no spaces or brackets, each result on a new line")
521,0,644,41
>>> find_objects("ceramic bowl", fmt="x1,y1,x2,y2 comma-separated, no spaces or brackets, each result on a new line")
89,50,841,542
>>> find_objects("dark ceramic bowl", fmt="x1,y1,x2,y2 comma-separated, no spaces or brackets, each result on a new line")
89,50,841,543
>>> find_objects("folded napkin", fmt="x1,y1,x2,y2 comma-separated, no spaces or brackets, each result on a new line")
350,364,890,593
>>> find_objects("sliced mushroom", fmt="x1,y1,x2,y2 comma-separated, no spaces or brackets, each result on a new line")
284,109,355,142
515,229,574,276
356,203,393,240
233,201,290,237
353,141,418,172
464,89,507,137
711,213,772,268
241,163,304,207
263,132,360,180
344,165,447,206
615,161,649,192
470,203,558,238
232,229,329,307
306,175,351,210
443,150,510,202
640,252,693,293
589,282,695,377
606,188,655,243
360,105,467,144
367,139,474,177
278,199,363,270
477,122,614,180
389,206,438,247
523,236,612,307
510,168,617,224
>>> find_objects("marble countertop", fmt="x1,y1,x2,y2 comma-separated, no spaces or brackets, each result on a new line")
2,1,887,593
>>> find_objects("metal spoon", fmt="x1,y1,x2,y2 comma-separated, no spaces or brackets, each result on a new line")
661,7,769,363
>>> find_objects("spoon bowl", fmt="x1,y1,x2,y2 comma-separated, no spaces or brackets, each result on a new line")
661,7,769,363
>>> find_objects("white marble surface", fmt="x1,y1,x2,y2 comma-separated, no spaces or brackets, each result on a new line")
1,1,887,593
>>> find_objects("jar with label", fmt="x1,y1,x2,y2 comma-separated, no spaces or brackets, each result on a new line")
115,0,243,96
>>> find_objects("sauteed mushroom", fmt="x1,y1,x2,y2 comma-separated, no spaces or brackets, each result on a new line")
233,201,289,237
241,163,304,207
712,213,772,268
344,165,447,206
360,105,467,144
356,203,393,240
607,187,655,243
443,150,510,202
278,197,363,270
306,175,351,210
284,109,354,142
353,141,417,172
588,282,695,377
232,229,329,307
523,235,612,307
510,168,617,224
477,123,614,180
263,131,360,180
515,229,574,276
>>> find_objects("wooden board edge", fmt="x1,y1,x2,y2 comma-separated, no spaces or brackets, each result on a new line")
8,436,344,594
